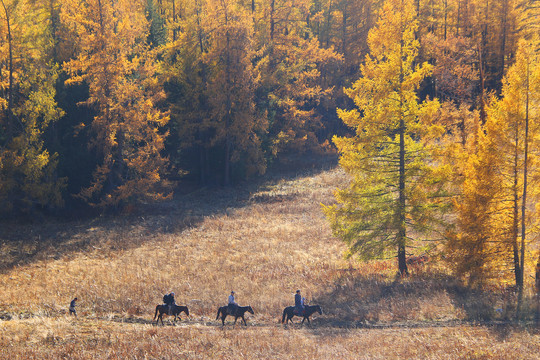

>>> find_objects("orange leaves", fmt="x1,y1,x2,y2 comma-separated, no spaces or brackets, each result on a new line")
447,37,540,286
62,0,171,207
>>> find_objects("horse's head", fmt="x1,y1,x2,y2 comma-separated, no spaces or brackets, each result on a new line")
316,305,323,315
184,306,190,316
247,306,254,314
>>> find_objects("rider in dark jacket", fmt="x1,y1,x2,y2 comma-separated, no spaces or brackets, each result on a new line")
163,292,176,315
294,290,305,315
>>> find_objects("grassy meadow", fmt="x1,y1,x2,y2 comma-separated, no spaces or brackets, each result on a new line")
1,160,539,359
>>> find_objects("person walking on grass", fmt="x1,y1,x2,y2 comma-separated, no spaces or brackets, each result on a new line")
69,297,78,317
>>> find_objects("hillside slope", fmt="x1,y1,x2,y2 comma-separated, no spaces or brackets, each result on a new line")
1,163,539,359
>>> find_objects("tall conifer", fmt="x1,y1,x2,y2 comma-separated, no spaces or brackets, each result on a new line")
0,0,65,214
61,0,171,207
324,0,444,275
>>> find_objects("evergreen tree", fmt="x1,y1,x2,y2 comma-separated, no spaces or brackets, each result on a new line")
323,0,444,275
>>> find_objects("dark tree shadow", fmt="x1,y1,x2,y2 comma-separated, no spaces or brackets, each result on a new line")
308,270,526,340
0,154,337,272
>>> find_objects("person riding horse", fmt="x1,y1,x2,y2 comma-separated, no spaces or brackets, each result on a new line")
294,290,305,316
163,292,176,315
228,291,238,315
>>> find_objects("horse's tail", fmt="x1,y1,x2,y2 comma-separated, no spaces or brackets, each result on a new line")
281,308,286,324
154,305,159,320
216,307,222,320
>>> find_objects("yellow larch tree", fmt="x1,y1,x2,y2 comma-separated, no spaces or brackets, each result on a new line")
0,0,65,214
323,0,445,275
204,0,266,185
61,0,171,208
447,38,540,294
445,122,504,285
255,0,342,156
489,37,539,311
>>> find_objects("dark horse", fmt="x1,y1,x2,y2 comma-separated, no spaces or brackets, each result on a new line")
281,305,322,325
154,304,189,325
216,305,254,326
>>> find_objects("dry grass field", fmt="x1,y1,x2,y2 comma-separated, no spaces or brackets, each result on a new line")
1,159,539,359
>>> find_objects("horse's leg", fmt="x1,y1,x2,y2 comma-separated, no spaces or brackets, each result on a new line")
222,314,226,326
233,316,238,325
242,315,247,326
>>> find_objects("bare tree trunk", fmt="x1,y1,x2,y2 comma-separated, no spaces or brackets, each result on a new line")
270,0,275,40
535,256,540,326
478,44,486,128
499,0,508,88
517,58,530,317
195,0,208,184
397,103,408,276
1,0,14,141
456,0,461,36
512,124,521,287
398,12,408,276
325,0,332,48
341,1,347,56
224,2,231,186
172,0,177,41
443,0,448,40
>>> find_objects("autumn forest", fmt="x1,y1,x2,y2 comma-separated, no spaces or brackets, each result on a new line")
1,0,540,310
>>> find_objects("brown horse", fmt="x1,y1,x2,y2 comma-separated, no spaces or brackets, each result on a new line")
154,304,189,325
281,304,322,325
216,305,254,326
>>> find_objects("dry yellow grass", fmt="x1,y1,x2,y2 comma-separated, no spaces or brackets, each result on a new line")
1,164,539,359
1,317,539,359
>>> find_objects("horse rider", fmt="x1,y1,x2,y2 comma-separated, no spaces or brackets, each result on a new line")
294,289,305,316
163,292,176,315
228,290,238,315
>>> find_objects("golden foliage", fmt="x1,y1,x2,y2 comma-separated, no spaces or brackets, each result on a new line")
324,0,446,274
61,0,172,207
0,0,65,213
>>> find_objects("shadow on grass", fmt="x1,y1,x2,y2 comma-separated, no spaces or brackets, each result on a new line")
309,271,532,339
0,154,337,273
